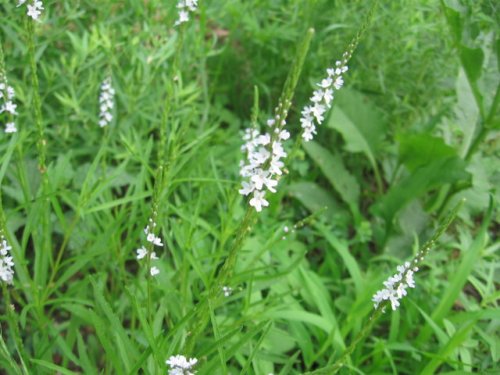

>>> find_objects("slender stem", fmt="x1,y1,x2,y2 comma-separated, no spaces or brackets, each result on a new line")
306,200,464,374
26,19,48,176
184,28,315,355
1,285,30,374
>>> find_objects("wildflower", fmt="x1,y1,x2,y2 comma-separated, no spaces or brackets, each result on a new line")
146,232,163,247
372,261,419,311
166,354,198,375
98,77,115,128
0,77,18,134
1,101,17,115
175,0,198,26
222,286,232,297
135,219,162,276
18,0,44,20
0,235,15,284
239,102,291,212
136,246,148,260
150,266,160,276
300,56,350,142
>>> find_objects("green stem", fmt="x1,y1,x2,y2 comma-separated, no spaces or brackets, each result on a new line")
306,200,464,374
1,285,30,374
184,28,315,355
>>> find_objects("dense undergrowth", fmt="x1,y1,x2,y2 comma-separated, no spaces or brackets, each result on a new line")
0,1,499,374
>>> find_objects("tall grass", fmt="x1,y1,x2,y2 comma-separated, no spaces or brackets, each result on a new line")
0,0,498,374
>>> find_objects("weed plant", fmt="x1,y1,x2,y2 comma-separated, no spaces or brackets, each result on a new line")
0,1,498,374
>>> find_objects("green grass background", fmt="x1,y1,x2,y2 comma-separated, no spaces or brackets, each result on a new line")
0,0,499,374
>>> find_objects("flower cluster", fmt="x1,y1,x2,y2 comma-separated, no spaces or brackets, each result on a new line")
18,0,44,21
372,261,419,311
175,0,198,26
136,218,162,276
0,76,18,134
98,77,115,128
166,354,198,375
239,104,290,212
0,234,15,284
300,54,350,142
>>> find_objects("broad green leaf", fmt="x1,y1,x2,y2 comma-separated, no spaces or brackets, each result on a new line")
327,89,386,170
303,141,360,216
455,68,480,156
372,157,470,223
440,0,463,42
287,182,342,216
460,45,484,84
398,134,457,172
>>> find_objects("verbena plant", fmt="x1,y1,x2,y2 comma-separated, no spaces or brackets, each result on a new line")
0,1,498,374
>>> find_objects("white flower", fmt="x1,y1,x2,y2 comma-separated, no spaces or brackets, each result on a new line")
0,235,15,284
300,58,350,142
239,181,254,196
318,77,332,88
222,286,232,297
146,232,163,247
175,0,198,26
5,122,17,134
311,103,325,123
26,0,44,20
166,355,198,375
136,246,148,260
17,0,27,6
278,130,290,140
323,89,334,105
98,77,115,127
249,190,269,212
175,10,190,25
150,266,160,276
0,77,18,134
1,101,17,115
372,261,419,311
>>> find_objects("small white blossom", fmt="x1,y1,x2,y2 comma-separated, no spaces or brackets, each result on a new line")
0,235,15,284
0,77,18,134
136,246,147,260
150,266,160,276
22,0,44,21
136,219,162,274
146,232,163,247
98,77,115,128
1,101,17,115
249,190,269,212
222,286,232,297
166,354,198,375
300,56,350,142
175,0,198,26
372,261,419,311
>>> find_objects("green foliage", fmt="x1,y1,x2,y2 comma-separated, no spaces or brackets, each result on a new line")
0,0,498,374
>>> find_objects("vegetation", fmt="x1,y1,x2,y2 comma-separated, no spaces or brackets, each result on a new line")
0,0,498,374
